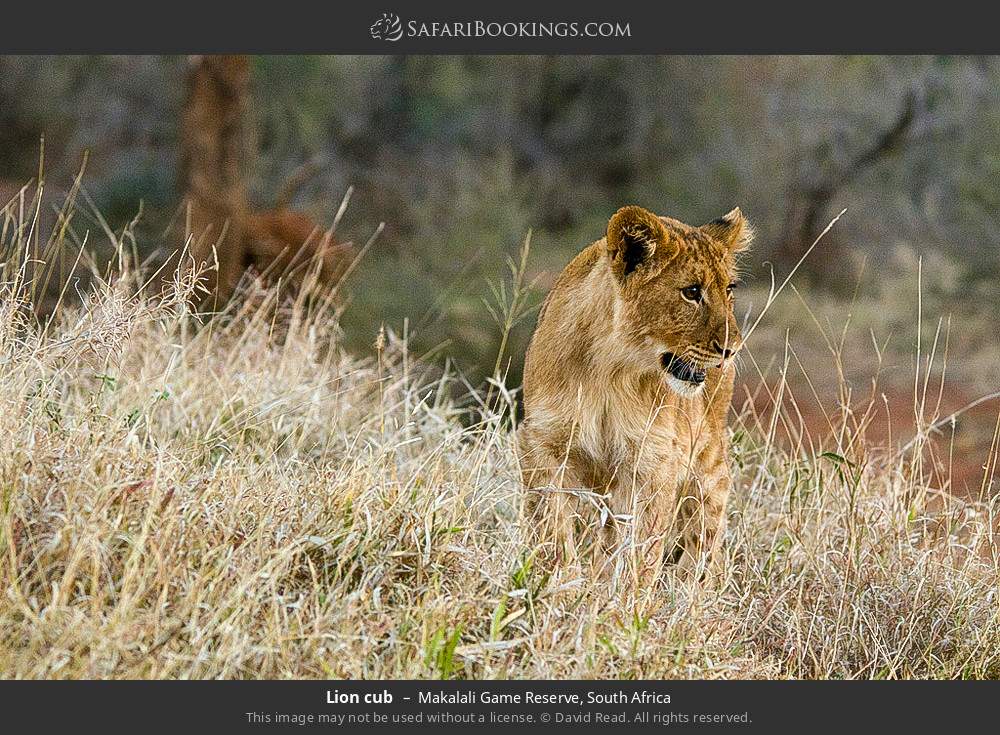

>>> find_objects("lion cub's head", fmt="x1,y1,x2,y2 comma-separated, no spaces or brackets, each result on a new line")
605,205,751,397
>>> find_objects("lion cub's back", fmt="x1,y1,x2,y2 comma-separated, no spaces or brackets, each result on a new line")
523,240,608,387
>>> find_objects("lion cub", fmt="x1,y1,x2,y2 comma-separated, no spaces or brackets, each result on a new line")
519,205,750,586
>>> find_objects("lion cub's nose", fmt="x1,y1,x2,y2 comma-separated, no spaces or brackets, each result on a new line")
711,340,736,359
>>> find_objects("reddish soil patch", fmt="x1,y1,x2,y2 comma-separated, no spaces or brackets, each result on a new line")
738,375,1000,497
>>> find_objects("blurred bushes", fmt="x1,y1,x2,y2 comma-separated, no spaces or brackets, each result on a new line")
1,55,998,384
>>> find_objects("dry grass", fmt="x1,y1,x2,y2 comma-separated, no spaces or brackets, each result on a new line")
1,189,999,680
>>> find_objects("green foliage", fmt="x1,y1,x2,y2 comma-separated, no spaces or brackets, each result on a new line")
424,624,464,679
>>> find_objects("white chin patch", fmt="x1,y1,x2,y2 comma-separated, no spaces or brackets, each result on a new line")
664,374,705,398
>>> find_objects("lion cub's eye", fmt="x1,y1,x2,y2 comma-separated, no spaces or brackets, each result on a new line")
680,285,702,303
726,282,738,298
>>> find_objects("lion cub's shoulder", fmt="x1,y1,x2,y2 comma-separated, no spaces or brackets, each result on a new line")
534,240,607,324
552,240,605,292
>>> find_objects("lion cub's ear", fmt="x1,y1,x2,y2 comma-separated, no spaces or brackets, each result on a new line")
701,207,753,252
606,205,673,280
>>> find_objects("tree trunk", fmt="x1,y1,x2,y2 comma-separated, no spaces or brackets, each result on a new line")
178,54,251,303
175,55,354,306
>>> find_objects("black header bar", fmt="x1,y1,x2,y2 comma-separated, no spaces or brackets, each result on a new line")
0,2,995,54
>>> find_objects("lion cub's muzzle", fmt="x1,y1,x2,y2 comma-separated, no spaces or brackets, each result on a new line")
660,352,707,387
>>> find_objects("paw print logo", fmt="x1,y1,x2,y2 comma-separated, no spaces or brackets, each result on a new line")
370,13,403,42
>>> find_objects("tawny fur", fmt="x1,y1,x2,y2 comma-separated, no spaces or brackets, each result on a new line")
245,209,353,288
519,205,751,589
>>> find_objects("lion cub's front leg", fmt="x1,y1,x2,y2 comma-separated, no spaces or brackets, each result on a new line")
627,481,676,592
616,466,700,591
674,469,731,580
518,428,587,568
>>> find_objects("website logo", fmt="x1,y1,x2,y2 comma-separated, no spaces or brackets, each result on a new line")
370,13,404,42
367,15,631,43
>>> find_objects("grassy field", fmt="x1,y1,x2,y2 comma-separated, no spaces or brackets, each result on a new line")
1,198,999,680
